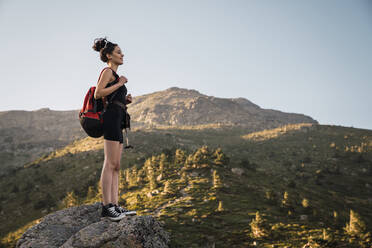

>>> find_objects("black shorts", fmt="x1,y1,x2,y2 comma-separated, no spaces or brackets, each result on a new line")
102,104,125,144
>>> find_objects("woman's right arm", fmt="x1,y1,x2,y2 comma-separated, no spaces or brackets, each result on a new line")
94,69,120,99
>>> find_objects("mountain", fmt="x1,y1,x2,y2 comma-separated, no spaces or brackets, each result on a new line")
0,87,317,176
1,123,371,247
0,108,85,176
127,87,317,127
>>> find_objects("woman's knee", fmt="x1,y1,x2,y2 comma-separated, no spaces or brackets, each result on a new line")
103,139,121,170
113,163,120,171
105,160,120,171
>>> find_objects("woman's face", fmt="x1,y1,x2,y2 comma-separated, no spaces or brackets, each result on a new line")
109,46,124,65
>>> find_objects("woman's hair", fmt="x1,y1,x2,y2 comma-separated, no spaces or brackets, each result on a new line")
92,37,118,63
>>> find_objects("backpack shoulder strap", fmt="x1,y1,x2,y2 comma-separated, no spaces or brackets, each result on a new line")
100,67,120,108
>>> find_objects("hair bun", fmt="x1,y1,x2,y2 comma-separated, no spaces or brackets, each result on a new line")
92,37,117,63
92,37,108,52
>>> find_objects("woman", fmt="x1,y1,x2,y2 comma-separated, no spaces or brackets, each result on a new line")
92,37,137,221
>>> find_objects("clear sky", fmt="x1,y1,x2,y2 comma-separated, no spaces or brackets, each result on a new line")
0,0,371,130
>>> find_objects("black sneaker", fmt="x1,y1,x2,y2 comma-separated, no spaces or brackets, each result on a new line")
114,204,137,216
101,203,126,221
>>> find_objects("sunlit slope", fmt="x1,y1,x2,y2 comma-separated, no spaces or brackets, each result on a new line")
1,123,371,247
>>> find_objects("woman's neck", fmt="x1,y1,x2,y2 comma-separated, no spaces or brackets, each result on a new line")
107,63,118,72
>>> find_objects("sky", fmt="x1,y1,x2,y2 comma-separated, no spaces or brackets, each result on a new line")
0,0,371,130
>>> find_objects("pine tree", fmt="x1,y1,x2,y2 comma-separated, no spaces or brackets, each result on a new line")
86,186,97,200
181,171,188,183
216,200,224,212
61,191,78,208
163,180,176,195
136,193,143,205
333,210,338,219
119,169,128,194
302,198,309,208
200,145,210,155
193,149,204,165
159,153,169,177
212,169,223,189
136,167,146,184
250,211,270,238
150,155,159,166
184,154,194,169
213,147,229,166
175,149,186,166
125,168,131,185
345,209,366,236
281,191,295,215
281,191,290,207
145,159,158,190
344,209,371,245
131,167,138,186
322,228,333,242
265,189,275,203
192,145,211,166
149,175,157,190
96,180,102,200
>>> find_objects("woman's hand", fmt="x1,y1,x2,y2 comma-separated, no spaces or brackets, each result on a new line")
126,94,132,104
117,76,128,87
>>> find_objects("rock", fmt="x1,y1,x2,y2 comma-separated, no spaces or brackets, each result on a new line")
231,167,244,176
190,172,199,177
16,202,171,248
300,215,308,221
157,174,163,181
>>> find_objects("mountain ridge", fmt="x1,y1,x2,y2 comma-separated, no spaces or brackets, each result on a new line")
0,86,317,175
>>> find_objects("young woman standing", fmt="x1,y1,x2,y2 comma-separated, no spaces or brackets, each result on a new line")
92,37,137,221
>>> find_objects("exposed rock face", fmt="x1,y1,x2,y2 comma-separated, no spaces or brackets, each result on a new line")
16,202,170,248
129,87,318,127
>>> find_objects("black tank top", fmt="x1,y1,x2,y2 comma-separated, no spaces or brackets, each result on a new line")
104,68,127,105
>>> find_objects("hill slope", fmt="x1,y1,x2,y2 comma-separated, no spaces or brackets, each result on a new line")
0,87,317,175
1,123,371,247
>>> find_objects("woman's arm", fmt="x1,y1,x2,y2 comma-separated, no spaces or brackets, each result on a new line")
125,94,132,104
94,69,120,99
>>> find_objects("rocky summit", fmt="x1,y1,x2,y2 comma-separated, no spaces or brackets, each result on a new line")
16,202,170,248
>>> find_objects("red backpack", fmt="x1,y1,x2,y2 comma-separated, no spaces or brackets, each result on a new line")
78,67,119,138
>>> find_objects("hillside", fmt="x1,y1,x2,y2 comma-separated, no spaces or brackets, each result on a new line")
0,87,317,176
0,108,85,176
1,123,371,247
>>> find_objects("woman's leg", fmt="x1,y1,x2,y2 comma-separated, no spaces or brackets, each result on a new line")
111,142,124,205
100,139,121,206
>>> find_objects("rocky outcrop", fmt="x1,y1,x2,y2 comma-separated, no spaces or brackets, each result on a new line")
128,87,318,127
16,202,170,248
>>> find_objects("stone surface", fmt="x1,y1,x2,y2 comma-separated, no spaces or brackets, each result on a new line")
16,202,170,248
231,167,244,176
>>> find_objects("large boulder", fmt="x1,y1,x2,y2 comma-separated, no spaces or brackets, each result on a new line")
16,202,170,248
